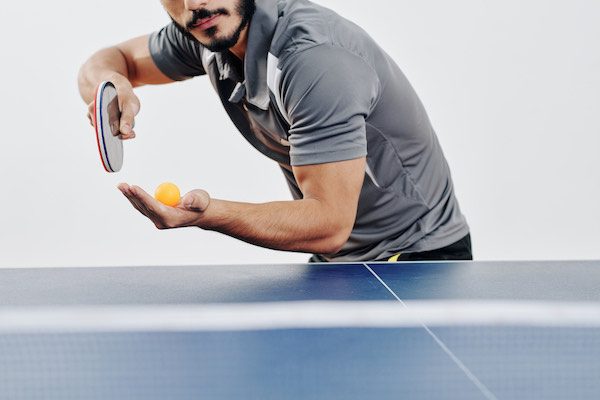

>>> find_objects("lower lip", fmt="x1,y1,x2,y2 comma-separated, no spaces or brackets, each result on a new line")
195,15,221,31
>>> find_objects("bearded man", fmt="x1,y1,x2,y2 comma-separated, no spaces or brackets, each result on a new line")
78,0,472,262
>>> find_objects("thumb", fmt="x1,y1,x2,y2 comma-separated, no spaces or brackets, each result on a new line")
182,189,211,212
119,98,140,135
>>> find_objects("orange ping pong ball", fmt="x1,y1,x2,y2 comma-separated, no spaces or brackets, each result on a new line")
154,182,181,207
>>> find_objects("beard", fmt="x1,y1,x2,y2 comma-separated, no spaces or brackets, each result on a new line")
170,0,256,53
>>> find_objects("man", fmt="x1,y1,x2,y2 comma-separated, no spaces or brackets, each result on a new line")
78,0,472,262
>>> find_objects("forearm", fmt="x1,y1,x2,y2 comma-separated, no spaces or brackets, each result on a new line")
77,47,132,104
197,198,352,255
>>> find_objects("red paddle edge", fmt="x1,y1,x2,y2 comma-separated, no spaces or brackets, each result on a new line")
92,83,111,173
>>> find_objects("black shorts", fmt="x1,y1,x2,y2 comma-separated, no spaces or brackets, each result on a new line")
383,233,473,262
309,233,473,263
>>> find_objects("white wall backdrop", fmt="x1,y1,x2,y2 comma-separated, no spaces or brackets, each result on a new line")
0,0,598,267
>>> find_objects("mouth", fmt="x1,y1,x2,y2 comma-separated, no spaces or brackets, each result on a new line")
192,14,222,31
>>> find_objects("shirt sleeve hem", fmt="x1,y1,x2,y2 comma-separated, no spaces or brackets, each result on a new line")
290,148,367,166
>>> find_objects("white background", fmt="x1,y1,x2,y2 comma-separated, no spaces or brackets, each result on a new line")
0,0,598,267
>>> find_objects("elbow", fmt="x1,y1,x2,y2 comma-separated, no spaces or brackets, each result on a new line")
313,223,353,255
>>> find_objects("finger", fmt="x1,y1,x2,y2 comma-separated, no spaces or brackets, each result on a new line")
125,193,149,217
120,188,149,216
117,182,130,191
119,130,136,140
119,184,153,217
119,184,151,213
129,185,167,215
181,190,211,212
87,102,95,127
119,98,140,136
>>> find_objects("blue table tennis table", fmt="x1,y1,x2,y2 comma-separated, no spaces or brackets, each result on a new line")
1,260,600,399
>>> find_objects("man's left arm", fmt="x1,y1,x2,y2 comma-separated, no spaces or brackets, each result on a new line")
118,156,364,254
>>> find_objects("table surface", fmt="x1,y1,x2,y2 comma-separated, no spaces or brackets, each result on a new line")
1,260,600,400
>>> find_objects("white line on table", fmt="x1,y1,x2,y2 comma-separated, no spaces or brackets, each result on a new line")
364,263,499,400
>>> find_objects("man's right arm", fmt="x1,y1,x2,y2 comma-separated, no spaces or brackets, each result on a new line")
77,34,174,137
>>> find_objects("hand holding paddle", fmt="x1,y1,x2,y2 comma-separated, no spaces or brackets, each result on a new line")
90,79,140,172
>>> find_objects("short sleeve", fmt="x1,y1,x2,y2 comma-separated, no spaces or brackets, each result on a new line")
148,23,207,81
280,45,380,166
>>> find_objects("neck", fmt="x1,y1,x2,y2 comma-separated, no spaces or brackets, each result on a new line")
229,24,249,60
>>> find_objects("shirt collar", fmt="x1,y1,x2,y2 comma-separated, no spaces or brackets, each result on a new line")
216,0,280,110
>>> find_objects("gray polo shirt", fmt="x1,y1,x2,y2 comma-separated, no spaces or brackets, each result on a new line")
149,0,470,261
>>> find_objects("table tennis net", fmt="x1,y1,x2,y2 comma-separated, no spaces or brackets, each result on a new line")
1,301,600,399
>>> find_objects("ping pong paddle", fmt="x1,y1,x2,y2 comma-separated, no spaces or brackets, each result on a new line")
93,81,123,173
